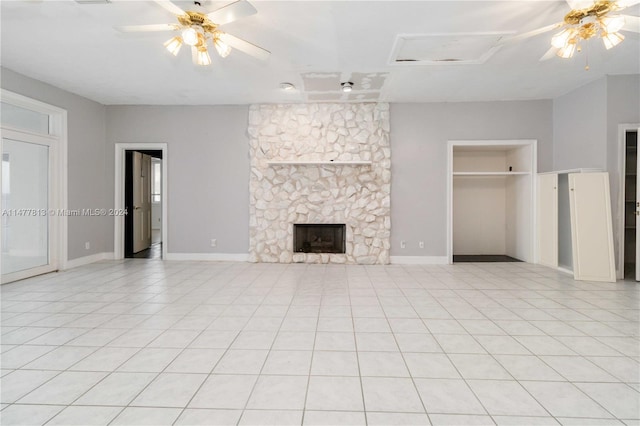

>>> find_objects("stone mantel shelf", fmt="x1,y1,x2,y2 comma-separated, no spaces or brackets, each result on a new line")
266,160,373,166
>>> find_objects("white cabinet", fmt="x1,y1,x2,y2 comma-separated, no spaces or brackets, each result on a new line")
537,170,616,282
448,140,536,263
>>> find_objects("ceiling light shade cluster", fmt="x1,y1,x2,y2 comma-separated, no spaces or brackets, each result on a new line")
162,11,231,66
551,0,626,58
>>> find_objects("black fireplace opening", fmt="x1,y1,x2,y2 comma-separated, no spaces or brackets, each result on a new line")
294,224,346,254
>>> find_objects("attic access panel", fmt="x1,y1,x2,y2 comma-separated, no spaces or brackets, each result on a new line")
389,32,513,65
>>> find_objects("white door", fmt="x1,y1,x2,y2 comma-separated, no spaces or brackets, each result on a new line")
568,172,616,282
132,152,152,253
537,173,558,268
1,136,53,282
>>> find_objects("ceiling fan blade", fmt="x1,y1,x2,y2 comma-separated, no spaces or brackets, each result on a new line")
540,46,559,61
154,0,185,16
565,0,595,9
218,33,270,61
621,14,640,32
498,22,563,45
115,24,178,32
207,0,257,25
616,0,640,9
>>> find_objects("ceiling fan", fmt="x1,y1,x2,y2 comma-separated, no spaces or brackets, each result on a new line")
503,0,639,64
116,0,270,66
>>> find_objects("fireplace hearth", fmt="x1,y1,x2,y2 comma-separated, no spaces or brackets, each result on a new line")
294,224,346,254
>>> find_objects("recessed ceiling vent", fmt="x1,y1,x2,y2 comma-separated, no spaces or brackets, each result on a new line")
389,33,513,65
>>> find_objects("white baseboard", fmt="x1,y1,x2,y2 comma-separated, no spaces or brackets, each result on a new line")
165,253,250,262
64,252,115,270
390,256,449,265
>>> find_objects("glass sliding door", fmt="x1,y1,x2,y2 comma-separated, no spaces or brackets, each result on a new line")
1,90,65,284
2,138,50,276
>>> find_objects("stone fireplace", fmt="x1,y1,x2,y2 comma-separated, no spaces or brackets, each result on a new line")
248,103,390,264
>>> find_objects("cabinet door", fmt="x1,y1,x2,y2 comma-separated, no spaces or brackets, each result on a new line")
537,174,558,268
568,172,616,282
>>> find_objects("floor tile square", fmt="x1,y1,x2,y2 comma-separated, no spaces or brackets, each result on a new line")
262,350,312,375
358,351,410,377
1,369,58,403
311,351,359,376
306,376,364,411
69,347,139,372
449,353,512,379
303,410,366,425
467,379,548,416
47,406,122,425
110,407,182,425
361,377,424,412
246,375,308,409
213,349,269,374
74,372,156,406
175,409,242,425
576,382,640,419
272,331,316,350
403,353,461,378
17,371,107,405
132,373,207,407
238,409,303,425
314,332,356,351
164,348,224,373
189,374,258,409
0,404,64,426
494,355,565,381
117,347,181,372
520,381,613,418
414,378,486,415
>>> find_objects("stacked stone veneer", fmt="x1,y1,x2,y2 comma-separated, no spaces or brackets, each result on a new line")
248,103,391,264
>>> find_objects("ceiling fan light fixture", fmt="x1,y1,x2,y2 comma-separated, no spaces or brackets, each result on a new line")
557,42,577,58
214,37,231,58
600,14,625,33
182,27,199,46
163,36,183,56
195,47,212,66
551,28,576,48
602,31,625,49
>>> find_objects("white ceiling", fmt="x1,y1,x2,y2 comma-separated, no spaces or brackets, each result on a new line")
1,0,638,105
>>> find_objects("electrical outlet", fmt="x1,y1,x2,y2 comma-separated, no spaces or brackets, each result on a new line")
419,241,424,249
400,240,406,249
210,239,217,247
85,242,90,250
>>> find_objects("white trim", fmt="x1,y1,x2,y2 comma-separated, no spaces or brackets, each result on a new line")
539,168,602,175
0,89,68,279
165,253,249,262
64,252,115,270
617,124,640,280
390,256,448,265
114,143,168,260
267,160,372,166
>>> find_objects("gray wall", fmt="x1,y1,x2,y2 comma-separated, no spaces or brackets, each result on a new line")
553,78,608,171
105,105,250,254
390,100,554,257
553,75,640,273
1,67,109,261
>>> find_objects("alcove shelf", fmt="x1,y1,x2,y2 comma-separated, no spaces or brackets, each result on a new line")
266,160,372,166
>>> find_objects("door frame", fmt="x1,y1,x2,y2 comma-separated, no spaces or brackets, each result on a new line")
1,89,68,283
114,143,167,260
617,123,640,280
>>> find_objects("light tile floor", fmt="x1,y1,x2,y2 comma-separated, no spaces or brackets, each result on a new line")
1,260,639,425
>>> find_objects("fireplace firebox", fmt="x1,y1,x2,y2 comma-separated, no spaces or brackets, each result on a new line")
294,224,346,254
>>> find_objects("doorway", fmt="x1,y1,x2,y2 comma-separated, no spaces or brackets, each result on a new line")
125,150,162,259
622,129,639,280
1,91,67,284
114,143,167,261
